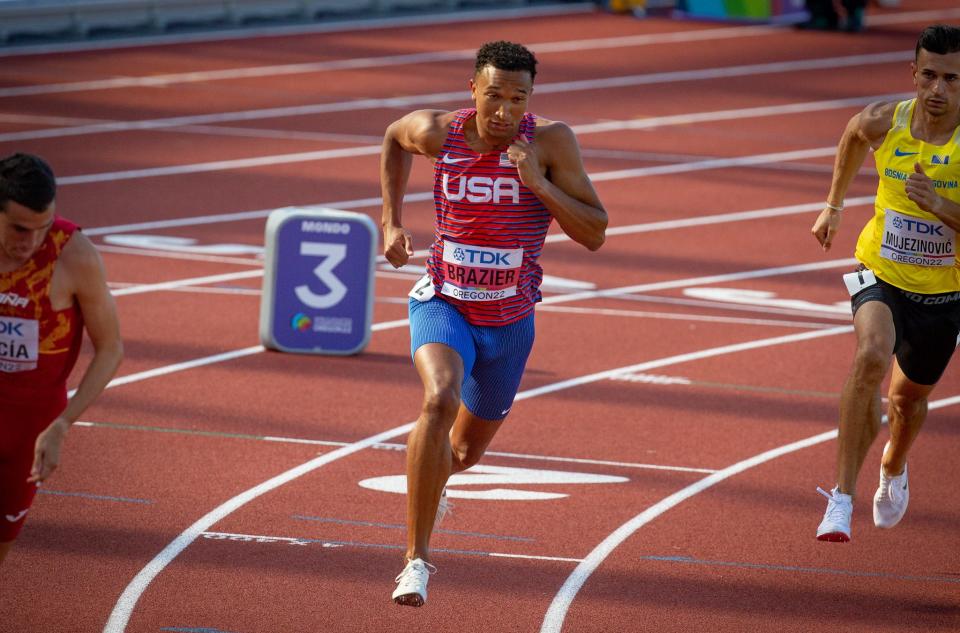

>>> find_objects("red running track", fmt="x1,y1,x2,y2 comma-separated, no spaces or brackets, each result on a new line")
1,4,959,632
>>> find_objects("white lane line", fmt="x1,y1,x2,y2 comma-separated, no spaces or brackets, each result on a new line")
102,321,854,632
489,553,584,563
111,270,264,296
569,96,909,135
98,244,263,266
481,451,715,475
536,305,842,330
58,146,381,185
0,24,783,98
76,346,265,397
539,259,858,306
539,394,960,633
94,193,868,299
589,147,838,183
2,52,912,144
89,257,856,395
29,93,907,185
76,419,716,474
200,530,586,562
61,144,837,185
516,326,852,402
614,292,854,322
83,186,874,240
82,194,411,236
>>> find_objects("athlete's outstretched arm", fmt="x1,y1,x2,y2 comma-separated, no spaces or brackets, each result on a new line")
812,101,895,251
30,233,122,483
512,122,606,251
380,110,447,268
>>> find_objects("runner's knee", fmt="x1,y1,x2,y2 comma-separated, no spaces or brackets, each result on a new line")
450,440,483,471
420,387,460,424
887,391,927,422
851,343,891,383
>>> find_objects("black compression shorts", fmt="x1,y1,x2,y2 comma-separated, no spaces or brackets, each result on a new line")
851,271,960,385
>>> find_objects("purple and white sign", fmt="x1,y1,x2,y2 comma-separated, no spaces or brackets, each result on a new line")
260,208,376,355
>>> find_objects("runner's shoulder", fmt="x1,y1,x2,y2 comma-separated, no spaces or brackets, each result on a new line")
858,101,899,140
396,109,457,154
532,117,577,148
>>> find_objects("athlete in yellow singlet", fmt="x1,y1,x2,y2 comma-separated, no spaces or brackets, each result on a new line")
811,24,960,543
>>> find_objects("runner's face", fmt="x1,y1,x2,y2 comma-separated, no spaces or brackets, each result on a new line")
913,49,960,118
470,65,533,144
0,201,55,265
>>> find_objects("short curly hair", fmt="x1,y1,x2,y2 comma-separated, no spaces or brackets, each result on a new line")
0,153,56,213
475,41,537,81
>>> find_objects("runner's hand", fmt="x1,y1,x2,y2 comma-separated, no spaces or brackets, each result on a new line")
811,207,842,251
28,417,70,483
905,162,944,214
383,224,414,268
507,137,543,189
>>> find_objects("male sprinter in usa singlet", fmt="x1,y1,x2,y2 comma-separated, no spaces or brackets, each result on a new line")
812,25,960,543
0,153,122,566
380,41,607,605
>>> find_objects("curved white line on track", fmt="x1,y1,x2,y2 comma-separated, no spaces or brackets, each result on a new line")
539,394,960,633
102,324,853,631
101,422,416,633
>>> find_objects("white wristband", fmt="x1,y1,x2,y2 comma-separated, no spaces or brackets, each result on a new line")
825,201,844,212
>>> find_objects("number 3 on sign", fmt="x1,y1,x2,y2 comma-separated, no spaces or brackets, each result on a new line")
295,242,348,309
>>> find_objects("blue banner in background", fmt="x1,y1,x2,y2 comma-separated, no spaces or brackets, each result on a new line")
260,208,376,355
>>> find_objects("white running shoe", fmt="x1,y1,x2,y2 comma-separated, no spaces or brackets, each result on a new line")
392,558,436,607
434,487,453,529
816,486,852,542
873,446,909,528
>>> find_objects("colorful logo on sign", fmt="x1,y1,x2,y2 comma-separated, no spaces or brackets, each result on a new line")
291,312,311,332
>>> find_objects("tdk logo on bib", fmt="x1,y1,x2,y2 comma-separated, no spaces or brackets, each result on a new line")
443,240,522,270
891,215,946,236
0,319,24,336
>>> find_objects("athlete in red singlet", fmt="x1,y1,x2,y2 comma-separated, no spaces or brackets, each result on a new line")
0,153,122,566
381,41,607,606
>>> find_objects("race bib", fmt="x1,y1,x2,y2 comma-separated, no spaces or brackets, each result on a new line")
408,274,435,302
842,268,877,297
439,240,522,302
880,209,956,267
0,316,39,373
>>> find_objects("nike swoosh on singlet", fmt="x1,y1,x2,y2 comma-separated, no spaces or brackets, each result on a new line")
5,509,27,522
894,148,919,157
440,154,471,164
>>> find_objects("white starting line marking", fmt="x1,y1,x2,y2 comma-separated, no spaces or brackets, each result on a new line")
201,530,584,563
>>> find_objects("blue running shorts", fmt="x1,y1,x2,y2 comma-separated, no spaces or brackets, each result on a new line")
408,295,535,421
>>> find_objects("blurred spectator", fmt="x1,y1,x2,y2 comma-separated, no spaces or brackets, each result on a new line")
799,0,867,32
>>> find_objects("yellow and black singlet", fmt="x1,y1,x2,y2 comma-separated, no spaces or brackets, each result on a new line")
857,98,960,294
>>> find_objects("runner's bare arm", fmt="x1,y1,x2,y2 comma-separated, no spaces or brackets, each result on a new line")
380,110,450,268
29,233,122,482
517,122,606,251
812,101,895,251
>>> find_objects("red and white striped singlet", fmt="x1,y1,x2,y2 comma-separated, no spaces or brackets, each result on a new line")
426,108,552,326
